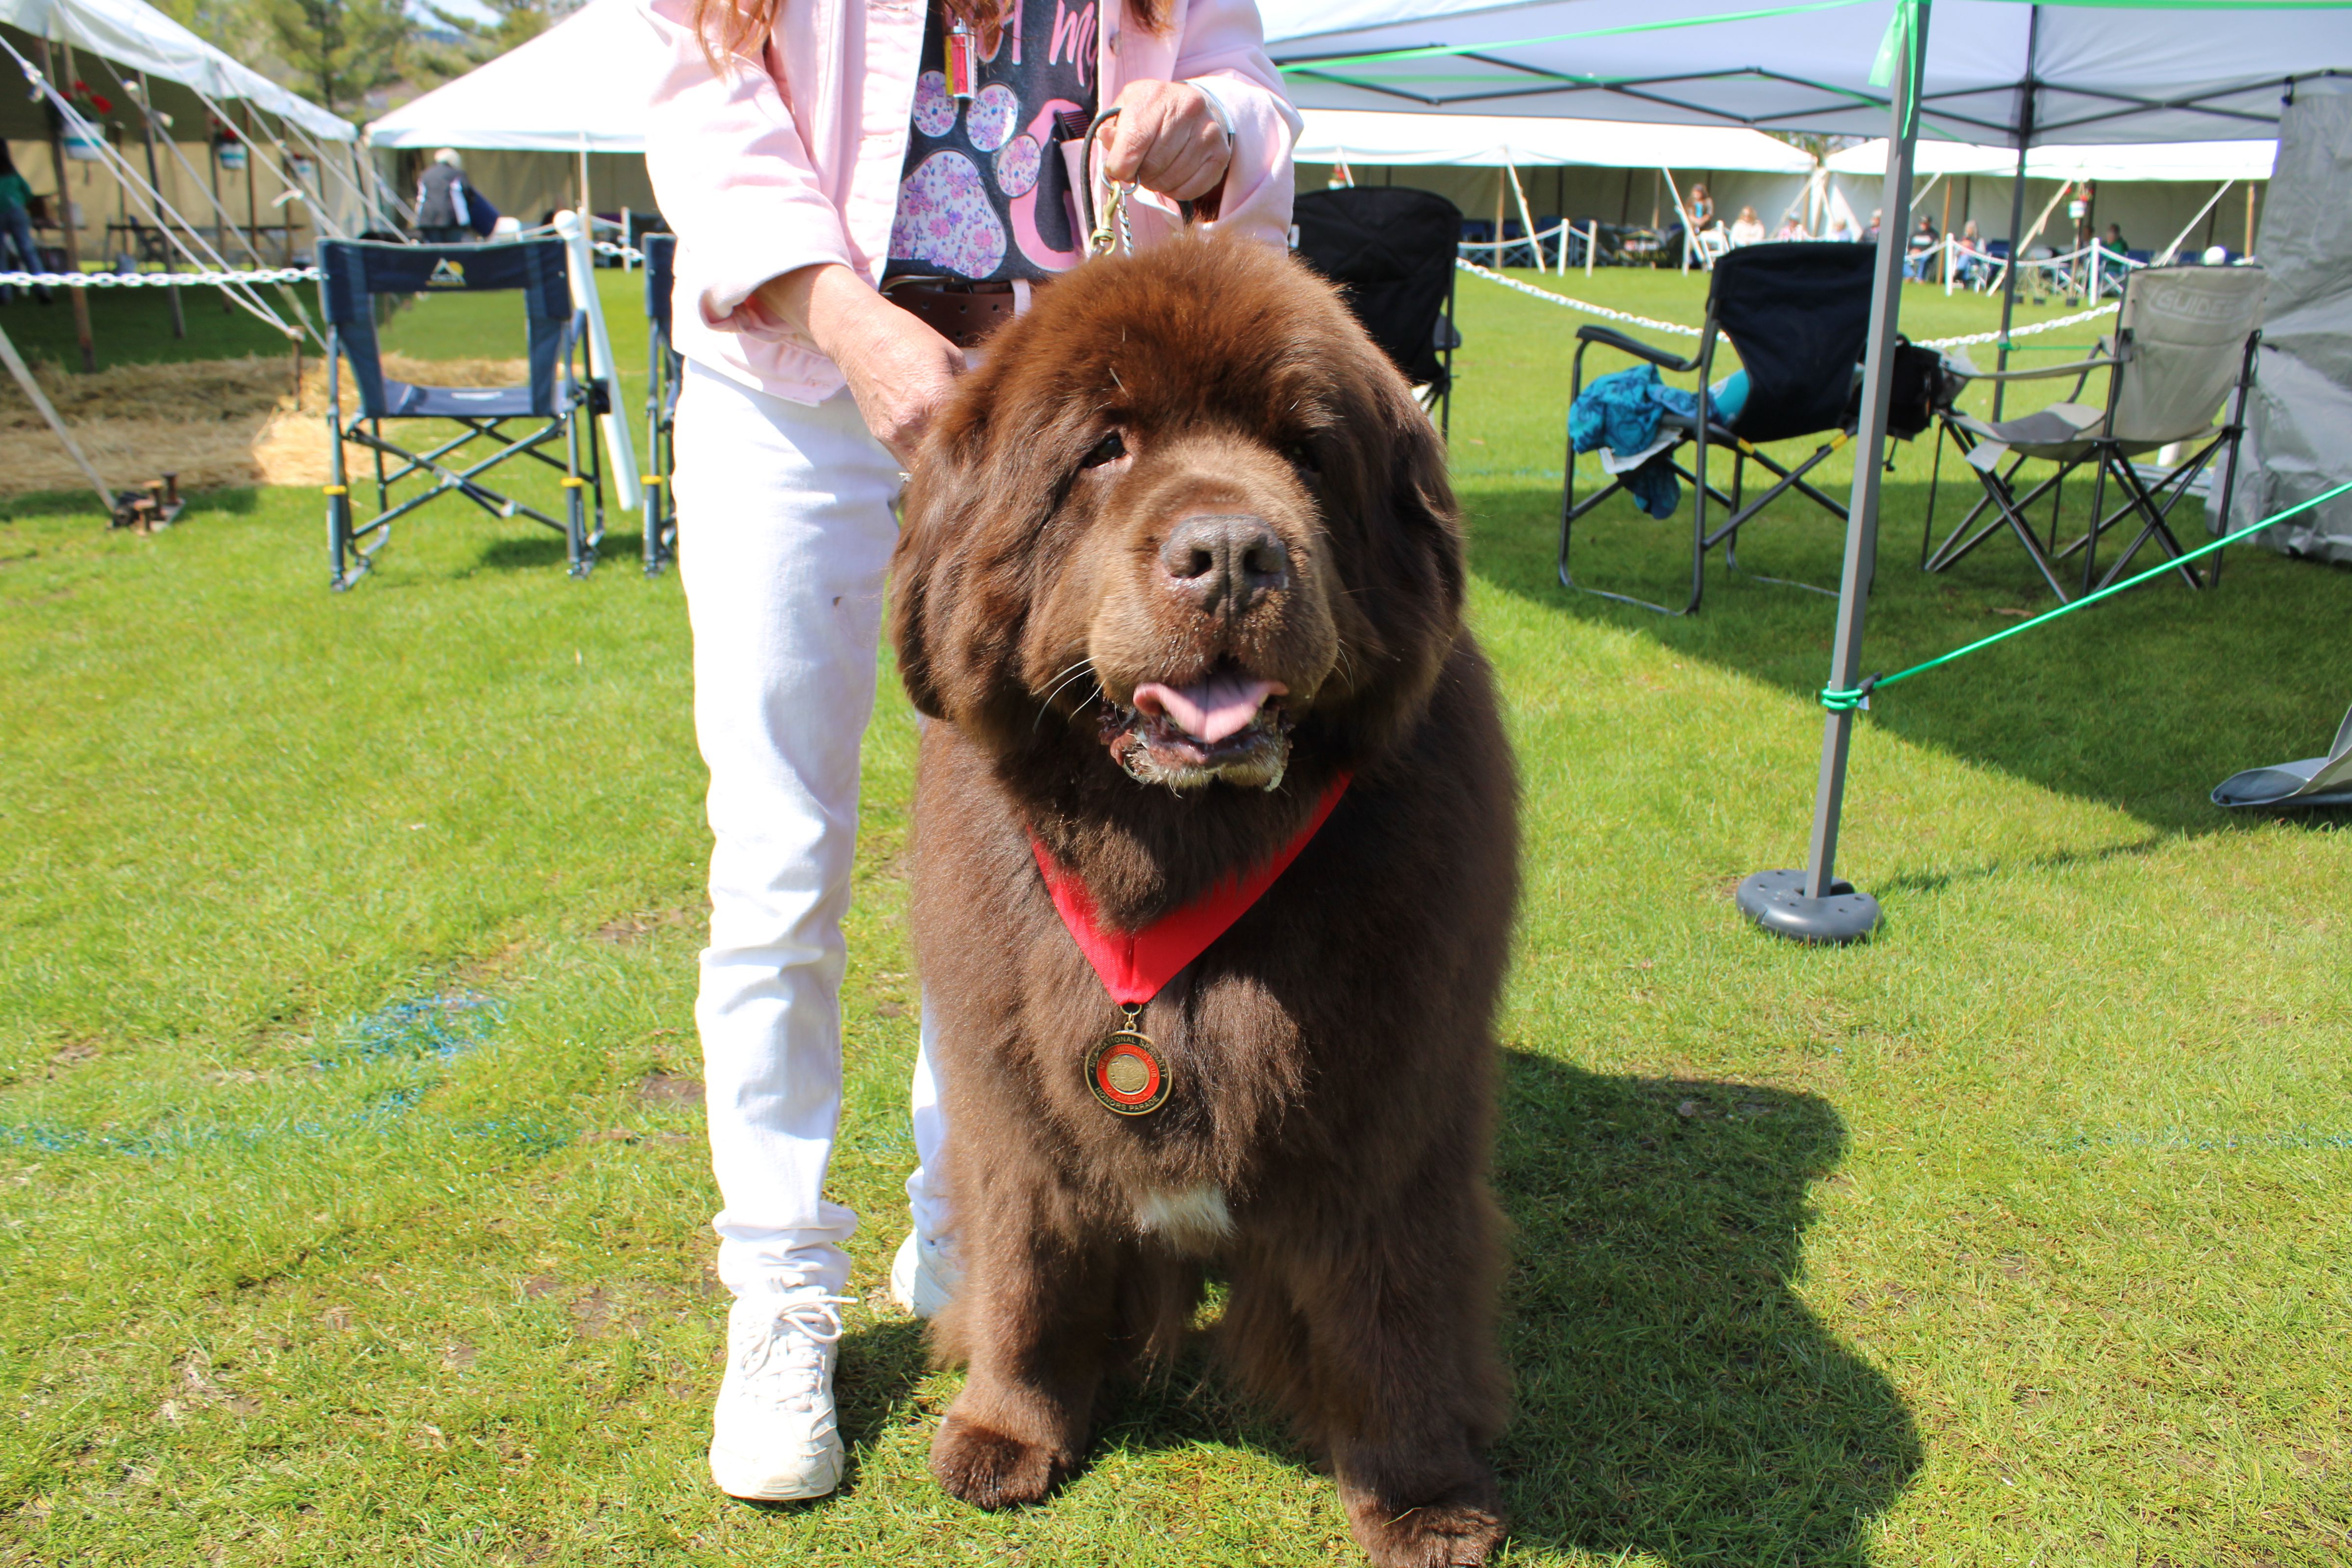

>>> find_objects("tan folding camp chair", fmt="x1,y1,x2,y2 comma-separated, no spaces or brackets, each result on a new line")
1921,264,2266,600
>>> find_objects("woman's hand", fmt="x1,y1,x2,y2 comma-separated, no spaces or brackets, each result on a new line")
756,263,966,466
1099,80,1231,203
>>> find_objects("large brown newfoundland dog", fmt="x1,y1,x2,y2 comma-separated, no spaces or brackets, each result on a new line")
890,238,1518,1567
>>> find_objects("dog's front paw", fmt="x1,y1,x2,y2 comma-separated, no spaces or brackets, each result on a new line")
930,1410,1069,1509
1343,1472,1507,1568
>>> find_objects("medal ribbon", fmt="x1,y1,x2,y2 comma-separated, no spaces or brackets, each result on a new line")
1030,775,1351,1006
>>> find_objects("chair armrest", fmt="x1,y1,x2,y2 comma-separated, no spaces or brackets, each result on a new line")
1950,356,2116,384
1574,323,1699,375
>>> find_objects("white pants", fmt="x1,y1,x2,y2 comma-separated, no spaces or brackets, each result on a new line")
676,361,952,1296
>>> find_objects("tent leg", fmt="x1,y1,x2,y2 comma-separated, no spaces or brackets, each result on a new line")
1991,18,2038,421
1736,3,1931,945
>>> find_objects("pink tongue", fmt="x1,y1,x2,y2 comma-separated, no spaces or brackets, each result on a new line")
1133,675,1283,744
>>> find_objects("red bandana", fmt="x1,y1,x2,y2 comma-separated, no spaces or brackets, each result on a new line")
1030,775,1352,1006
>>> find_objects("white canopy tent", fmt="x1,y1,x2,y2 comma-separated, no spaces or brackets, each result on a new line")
366,0,656,154
362,0,662,234
1296,108,1815,170
1,0,355,142
1827,138,2278,180
1259,0,2352,940
1260,0,2345,145
1,0,356,509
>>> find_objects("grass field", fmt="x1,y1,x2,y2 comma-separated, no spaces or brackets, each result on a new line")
3,261,2349,1567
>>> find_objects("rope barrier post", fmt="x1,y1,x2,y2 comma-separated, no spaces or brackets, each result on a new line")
1735,0,1932,945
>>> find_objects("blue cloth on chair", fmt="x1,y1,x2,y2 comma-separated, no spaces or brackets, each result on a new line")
1569,365,1697,518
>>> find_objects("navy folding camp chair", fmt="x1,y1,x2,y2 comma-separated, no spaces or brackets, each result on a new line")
642,231,680,576
315,237,603,591
1294,186,1462,438
1560,241,1892,615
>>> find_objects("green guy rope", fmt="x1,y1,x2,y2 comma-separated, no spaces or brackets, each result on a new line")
1821,478,2352,711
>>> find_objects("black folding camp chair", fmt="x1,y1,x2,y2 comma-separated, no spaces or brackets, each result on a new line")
1558,241,1883,615
643,231,680,577
1920,263,2265,600
315,237,604,592
1293,187,1462,438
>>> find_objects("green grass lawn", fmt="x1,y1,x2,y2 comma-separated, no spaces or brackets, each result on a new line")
3,263,2349,1567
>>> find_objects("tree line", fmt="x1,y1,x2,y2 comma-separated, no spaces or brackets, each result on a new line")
155,0,564,117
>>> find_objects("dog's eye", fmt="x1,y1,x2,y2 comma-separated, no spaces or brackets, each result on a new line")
1286,442,1321,475
1080,431,1127,469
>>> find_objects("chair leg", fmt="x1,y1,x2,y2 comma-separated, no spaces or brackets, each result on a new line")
564,402,590,579
2082,448,2110,598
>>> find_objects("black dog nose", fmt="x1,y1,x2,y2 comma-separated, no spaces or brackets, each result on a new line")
1157,514,1290,613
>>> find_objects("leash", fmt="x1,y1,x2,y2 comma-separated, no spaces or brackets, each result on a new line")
1078,106,1197,259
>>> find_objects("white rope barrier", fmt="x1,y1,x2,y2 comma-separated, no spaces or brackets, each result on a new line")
1918,300,2117,349
1454,254,2118,349
2,268,320,288
1455,256,1703,337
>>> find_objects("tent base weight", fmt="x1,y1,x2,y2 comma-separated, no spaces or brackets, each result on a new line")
1736,869,1880,944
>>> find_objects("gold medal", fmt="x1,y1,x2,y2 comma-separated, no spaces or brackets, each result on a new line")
1086,1004,1169,1116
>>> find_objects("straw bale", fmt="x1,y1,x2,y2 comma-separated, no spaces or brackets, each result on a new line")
1,353,533,499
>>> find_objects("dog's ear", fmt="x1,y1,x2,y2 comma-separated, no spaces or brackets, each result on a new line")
1382,370,1467,625
889,423,967,724
889,403,1038,742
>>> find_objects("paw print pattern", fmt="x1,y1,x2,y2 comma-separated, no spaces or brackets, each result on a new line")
889,152,1007,279
966,83,1019,152
911,71,957,138
993,133,1041,198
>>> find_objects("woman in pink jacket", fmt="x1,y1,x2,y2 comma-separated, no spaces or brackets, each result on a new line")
637,0,1299,1505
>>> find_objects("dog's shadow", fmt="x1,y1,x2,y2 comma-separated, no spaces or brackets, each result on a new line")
1492,1050,1920,1564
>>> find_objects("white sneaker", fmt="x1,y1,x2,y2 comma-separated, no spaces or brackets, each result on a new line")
708,1285,855,1501
888,1230,964,1320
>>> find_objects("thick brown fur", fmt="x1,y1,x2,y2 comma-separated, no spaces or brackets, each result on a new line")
891,238,1519,1568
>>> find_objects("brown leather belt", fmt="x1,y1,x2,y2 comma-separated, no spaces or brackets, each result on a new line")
884,278,1022,348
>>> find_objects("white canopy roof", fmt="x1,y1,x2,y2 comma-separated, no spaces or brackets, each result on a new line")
1297,107,1815,171
0,0,353,139
1827,137,2279,181
367,0,656,151
1261,0,2352,147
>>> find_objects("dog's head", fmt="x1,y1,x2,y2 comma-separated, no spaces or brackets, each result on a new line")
892,239,1463,794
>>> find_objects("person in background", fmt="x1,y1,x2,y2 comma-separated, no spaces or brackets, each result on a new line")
1954,219,1986,286
1863,207,1883,245
639,0,1299,1510
1904,213,1939,279
1729,204,1765,246
414,149,470,244
2103,221,2130,255
1689,182,1715,234
0,146,50,305
1772,212,1809,242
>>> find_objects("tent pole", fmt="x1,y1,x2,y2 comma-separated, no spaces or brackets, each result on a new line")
241,103,262,264
1993,5,2038,420
1735,0,1930,943
1507,160,1544,274
133,73,185,339
38,41,97,373
1938,177,1951,283
209,128,230,312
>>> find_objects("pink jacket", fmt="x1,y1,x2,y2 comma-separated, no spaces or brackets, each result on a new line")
636,0,1302,403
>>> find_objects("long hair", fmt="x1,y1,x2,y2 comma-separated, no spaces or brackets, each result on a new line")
693,0,1162,69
